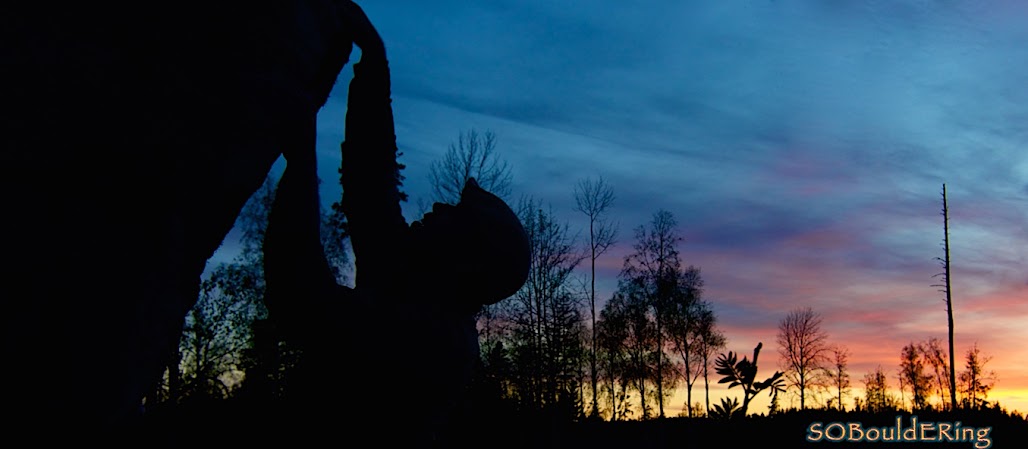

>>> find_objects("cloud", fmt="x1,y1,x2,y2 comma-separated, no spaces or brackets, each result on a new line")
266,0,1028,411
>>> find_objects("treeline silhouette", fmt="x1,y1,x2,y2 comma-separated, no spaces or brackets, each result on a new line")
138,131,1027,448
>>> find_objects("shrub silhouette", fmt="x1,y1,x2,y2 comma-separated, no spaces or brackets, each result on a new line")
714,342,785,418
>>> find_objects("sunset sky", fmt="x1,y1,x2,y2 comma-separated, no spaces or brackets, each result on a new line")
215,0,1027,415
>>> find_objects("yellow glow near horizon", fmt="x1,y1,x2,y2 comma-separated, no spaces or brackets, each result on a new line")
609,386,1028,419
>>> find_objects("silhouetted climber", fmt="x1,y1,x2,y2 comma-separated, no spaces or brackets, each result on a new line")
263,3,530,444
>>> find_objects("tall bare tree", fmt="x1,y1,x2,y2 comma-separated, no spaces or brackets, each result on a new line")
931,183,957,410
428,129,512,205
573,176,617,418
776,307,829,410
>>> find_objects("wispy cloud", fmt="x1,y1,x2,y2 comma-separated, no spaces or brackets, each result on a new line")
276,0,1028,411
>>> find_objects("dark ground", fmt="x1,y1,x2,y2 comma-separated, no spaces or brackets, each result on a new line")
131,401,1025,448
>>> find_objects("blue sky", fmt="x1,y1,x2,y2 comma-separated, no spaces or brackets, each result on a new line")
215,0,1028,413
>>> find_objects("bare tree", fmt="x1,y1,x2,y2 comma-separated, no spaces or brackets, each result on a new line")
573,176,617,418
665,266,705,417
695,302,726,415
931,183,958,410
425,128,514,365
503,197,586,417
827,345,851,411
428,129,512,205
776,307,829,410
919,337,952,410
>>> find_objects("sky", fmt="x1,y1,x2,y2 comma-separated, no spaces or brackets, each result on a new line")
214,0,1028,415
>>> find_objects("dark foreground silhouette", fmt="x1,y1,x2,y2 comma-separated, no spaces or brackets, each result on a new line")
2,2,353,432
0,1,528,442
260,7,530,445
136,401,1027,449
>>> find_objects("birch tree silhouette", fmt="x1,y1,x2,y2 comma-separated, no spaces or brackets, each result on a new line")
573,176,617,418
